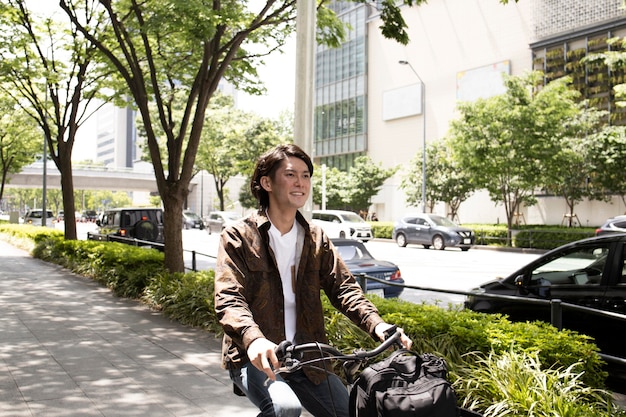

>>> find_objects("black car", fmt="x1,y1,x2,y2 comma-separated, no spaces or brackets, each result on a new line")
465,234,626,366
332,239,404,298
392,213,474,251
89,207,164,248
182,210,204,230
595,215,626,236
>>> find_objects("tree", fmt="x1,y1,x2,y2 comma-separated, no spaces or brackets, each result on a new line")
347,156,397,213
0,101,40,203
312,164,350,210
312,157,396,214
196,95,285,211
543,107,605,226
448,72,584,241
0,0,110,239
400,141,473,221
587,126,626,209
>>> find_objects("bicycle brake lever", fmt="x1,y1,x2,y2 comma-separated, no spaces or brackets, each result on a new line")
275,340,293,362
382,325,398,340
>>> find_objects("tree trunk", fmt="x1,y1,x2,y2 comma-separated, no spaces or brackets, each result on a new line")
57,154,77,240
161,189,186,273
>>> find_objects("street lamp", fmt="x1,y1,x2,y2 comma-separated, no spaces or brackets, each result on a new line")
399,60,427,213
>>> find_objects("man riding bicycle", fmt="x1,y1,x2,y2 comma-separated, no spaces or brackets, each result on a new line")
214,143,412,417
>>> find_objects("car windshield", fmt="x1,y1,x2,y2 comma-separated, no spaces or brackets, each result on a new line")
429,215,457,227
185,212,201,220
28,211,53,218
340,213,366,223
224,213,240,221
532,245,609,285
335,244,373,261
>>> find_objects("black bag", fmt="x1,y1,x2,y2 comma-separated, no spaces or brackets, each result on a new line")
349,349,459,417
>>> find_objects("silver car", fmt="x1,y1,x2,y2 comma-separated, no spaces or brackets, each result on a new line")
204,211,242,234
23,209,55,226
392,213,474,251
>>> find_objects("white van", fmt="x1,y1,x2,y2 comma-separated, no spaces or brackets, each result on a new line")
311,210,373,242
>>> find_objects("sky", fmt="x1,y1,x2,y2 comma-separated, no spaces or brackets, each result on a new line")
237,38,297,119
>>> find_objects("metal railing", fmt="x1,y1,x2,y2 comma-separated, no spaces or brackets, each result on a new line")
86,232,217,271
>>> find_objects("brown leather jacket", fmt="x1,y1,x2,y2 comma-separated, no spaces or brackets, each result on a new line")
214,210,384,383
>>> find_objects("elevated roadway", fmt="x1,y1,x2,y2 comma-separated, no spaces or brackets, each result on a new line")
6,162,199,193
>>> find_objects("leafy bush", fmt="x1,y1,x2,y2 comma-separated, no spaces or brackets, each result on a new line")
143,270,221,333
324,296,607,388
33,234,165,298
369,221,393,239
455,350,625,417
514,228,596,250
466,224,509,246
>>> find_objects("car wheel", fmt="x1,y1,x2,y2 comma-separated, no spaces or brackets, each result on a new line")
134,220,158,241
396,233,407,247
339,231,346,239
432,235,445,250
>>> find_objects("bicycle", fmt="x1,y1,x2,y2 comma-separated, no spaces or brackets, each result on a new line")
275,327,482,417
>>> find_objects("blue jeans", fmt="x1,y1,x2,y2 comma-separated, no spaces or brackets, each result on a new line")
230,362,349,417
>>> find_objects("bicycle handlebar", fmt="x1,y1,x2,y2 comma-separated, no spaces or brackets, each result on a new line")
274,326,402,376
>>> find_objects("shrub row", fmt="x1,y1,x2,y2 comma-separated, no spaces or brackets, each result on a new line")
1,224,622,416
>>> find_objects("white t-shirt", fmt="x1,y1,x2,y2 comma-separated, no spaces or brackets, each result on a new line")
267,221,298,342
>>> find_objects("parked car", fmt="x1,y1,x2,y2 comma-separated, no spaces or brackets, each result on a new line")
23,209,55,226
182,210,204,230
392,213,474,251
89,207,164,248
332,238,404,298
465,234,626,369
57,210,64,222
81,210,98,222
204,211,242,234
312,210,373,242
595,215,626,236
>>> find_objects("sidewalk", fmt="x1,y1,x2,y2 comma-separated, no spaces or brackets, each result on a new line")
0,240,259,417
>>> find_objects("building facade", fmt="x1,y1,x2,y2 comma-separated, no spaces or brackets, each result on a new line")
317,0,626,226
95,103,138,169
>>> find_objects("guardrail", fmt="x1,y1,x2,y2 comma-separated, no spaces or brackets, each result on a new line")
357,273,626,368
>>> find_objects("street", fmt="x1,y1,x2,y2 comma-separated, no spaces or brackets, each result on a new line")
364,240,541,306
178,229,542,307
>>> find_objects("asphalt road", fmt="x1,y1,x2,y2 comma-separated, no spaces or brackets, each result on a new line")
175,228,543,307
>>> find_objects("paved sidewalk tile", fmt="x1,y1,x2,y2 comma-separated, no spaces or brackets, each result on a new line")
0,240,259,417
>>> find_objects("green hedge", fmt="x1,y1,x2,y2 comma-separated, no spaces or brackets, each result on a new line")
513,228,596,250
369,221,393,239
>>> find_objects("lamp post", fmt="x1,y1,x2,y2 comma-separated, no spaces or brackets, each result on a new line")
399,60,427,213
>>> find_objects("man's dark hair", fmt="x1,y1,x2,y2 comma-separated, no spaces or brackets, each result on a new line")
251,143,314,210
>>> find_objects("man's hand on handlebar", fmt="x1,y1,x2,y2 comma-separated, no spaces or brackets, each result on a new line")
247,338,280,381
374,322,413,350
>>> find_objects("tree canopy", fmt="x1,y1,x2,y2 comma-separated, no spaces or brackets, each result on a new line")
0,0,110,239
447,72,596,235
312,156,396,214
0,99,40,203
400,140,473,221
